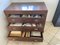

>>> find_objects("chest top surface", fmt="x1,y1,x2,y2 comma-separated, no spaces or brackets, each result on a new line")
4,2,47,11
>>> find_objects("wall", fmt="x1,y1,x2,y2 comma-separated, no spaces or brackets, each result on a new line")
12,0,43,2
12,0,59,21
0,0,11,45
44,0,59,21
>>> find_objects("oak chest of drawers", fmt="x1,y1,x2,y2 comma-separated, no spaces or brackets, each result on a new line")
4,2,48,42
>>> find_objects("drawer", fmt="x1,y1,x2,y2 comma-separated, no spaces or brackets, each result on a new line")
7,17,45,23
8,23,44,32
8,31,43,42
8,26,43,32
8,26,23,31
8,37,43,42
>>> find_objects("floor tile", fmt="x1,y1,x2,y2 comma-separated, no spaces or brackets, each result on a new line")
31,42,48,45
55,30,60,40
19,41,33,45
48,37,60,45
7,40,19,45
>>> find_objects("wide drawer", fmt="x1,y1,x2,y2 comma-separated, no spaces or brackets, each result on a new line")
8,31,43,42
7,18,45,24
8,24,44,32
8,37,43,42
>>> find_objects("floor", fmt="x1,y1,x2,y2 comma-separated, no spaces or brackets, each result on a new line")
7,22,60,45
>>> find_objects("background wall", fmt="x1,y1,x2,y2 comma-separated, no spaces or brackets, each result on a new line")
43,0,59,21
0,0,11,45
12,0,43,2
11,0,59,21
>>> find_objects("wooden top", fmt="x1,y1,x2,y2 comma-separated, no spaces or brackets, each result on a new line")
4,2,47,11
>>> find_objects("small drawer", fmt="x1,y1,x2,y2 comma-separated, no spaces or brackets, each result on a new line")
30,32,43,42
7,18,24,23
8,26,23,31
8,23,23,31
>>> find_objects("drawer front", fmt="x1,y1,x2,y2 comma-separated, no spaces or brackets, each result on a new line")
8,32,43,42
8,37,43,42
7,18,45,23
7,18,24,23
23,27,44,32
8,26,44,32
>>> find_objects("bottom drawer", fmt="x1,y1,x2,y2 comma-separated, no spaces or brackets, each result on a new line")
8,31,43,42
8,37,43,42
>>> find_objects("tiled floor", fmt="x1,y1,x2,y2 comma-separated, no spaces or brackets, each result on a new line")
7,22,60,45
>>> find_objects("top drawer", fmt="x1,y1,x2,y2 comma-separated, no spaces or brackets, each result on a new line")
7,14,46,23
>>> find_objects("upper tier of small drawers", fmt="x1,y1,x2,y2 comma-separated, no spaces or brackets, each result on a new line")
7,14,46,23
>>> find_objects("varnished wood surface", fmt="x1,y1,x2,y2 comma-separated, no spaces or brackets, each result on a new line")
4,2,47,11
4,2,48,42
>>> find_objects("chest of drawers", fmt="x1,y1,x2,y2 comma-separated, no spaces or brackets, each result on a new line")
4,2,48,42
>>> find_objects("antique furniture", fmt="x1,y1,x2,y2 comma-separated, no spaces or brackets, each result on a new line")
4,2,48,42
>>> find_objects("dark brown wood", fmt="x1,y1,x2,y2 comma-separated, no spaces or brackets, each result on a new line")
4,2,48,42
7,17,45,23
8,26,44,32
8,31,43,42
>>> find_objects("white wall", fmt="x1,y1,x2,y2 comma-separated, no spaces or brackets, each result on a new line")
12,0,59,21
0,0,11,45
12,0,43,2
43,0,59,21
